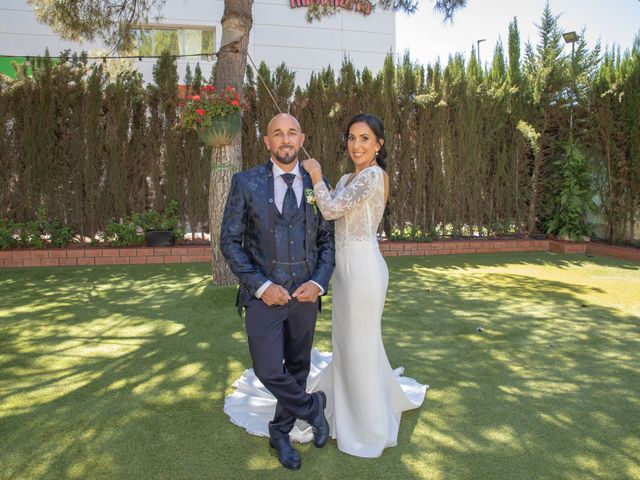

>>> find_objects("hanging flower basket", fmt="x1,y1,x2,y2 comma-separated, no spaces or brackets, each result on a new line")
197,111,242,147
178,85,247,148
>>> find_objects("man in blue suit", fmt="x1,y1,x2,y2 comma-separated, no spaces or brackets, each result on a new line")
220,113,335,469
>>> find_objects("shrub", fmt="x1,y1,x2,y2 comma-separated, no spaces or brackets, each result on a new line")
0,219,18,250
546,142,596,242
99,217,144,247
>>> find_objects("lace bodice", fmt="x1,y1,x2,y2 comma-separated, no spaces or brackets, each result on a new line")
313,166,385,245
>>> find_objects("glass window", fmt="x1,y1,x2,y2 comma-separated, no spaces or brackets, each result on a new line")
133,28,153,56
154,29,180,56
132,26,215,60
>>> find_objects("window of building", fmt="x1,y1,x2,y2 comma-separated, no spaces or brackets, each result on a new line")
132,26,215,59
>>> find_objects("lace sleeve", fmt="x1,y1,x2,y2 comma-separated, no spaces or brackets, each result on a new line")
313,167,381,220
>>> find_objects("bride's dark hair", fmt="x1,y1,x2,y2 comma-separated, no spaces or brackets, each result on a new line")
344,113,388,171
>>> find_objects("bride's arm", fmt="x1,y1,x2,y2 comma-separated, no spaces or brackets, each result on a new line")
312,167,380,220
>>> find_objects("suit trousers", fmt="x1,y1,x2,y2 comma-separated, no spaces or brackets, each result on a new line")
245,296,319,439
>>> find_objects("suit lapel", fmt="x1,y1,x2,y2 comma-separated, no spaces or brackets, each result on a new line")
301,169,314,228
265,160,276,263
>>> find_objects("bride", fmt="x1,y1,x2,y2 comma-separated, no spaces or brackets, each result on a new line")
224,113,427,458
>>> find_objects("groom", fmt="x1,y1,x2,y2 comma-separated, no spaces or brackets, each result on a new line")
220,113,335,469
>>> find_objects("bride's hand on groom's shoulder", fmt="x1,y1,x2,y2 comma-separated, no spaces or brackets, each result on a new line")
301,158,320,172
301,159,322,178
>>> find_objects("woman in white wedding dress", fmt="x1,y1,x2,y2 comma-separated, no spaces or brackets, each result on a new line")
224,114,427,458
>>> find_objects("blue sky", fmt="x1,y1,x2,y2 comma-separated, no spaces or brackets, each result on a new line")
396,0,640,66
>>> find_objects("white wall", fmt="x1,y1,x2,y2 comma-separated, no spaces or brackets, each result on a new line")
0,0,394,86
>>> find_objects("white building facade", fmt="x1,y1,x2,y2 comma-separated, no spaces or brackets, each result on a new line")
0,0,395,85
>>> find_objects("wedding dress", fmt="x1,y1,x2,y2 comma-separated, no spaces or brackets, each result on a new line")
224,165,428,458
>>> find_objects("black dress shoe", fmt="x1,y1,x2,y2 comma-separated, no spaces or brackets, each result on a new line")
269,436,301,470
309,391,330,448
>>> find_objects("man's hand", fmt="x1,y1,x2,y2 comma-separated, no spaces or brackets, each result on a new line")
292,281,321,303
261,284,292,306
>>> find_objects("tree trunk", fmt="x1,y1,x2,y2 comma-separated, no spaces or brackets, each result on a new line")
209,144,241,284
209,0,253,285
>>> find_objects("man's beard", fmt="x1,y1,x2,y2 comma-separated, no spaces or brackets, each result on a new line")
273,147,299,165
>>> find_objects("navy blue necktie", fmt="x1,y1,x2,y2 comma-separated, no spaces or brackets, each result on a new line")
281,173,298,219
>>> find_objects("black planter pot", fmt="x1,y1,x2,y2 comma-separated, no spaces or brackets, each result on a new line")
145,230,175,247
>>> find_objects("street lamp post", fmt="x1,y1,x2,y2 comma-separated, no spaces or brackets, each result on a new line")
563,31,579,139
476,38,486,65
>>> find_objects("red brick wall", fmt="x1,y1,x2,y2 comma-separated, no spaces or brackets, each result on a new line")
0,246,211,268
1,239,638,268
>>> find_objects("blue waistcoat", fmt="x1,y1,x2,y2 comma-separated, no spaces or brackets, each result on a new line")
271,199,310,293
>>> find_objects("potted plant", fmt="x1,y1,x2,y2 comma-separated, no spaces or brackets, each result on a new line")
177,85,246,147
138,200,184,247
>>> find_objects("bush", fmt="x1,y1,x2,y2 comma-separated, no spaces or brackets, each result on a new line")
546,142,596,242
99,217,144,247
17,219,46,249
46,219,74,248
390,225,435,242
0,219,18,250
1,202,184,249
138,200,184,241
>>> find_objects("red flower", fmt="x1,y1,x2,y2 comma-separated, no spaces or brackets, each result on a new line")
231,99,240,107
192,95,201,101
196,108,205,116
178,101,185,108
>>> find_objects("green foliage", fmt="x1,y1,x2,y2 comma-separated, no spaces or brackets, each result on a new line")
0,209,75,249
1,5,638,247
390,225,435,242
100,217,144,247
27,0,165,51
137,200,185,241
17,219,45,249
305,0,465,22
99,200,184,247
46,219,75,248
546,142,596,241
0,219,17,250
517,120,541,155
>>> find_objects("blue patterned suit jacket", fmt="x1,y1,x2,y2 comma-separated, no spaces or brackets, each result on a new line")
220,160,335,314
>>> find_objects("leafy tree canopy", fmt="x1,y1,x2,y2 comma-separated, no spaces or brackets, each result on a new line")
28,0,467,52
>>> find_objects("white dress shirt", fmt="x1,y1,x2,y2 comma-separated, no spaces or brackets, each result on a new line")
255,159,325,299
272,160,303,212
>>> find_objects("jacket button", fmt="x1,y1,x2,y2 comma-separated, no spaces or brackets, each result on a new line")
268,198,274,203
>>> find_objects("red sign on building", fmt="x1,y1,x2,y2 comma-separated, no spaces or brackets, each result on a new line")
290,0,373,16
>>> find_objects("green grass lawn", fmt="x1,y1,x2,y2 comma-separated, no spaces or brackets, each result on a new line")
1,252,639,480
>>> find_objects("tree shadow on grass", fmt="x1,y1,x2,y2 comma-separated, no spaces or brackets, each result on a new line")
0,264,257,479
380,252,640,479
0,252,639,479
